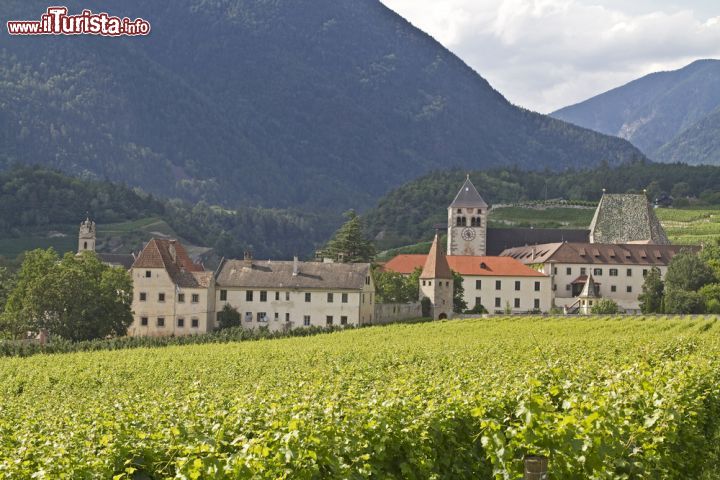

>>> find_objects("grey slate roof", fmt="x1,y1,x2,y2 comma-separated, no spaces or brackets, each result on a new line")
589,194,669,245
579,274,599,298
97,253,135,270
216,259,371,290
500,242,698,266
450,176,488,208
486,227,590,255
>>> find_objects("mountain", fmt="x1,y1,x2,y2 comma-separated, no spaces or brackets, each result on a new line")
0,0,644,211
552,59,720,164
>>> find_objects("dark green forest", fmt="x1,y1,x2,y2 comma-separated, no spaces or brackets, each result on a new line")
0,166,338,262
0,0,643,212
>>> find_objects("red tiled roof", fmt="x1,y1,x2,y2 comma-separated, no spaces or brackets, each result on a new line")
132,239,207,287
385,254,546,277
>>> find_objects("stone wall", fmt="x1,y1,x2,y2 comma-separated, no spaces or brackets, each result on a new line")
373,303,422,324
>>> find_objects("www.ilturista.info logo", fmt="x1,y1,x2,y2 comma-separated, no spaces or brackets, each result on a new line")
7,7,151,36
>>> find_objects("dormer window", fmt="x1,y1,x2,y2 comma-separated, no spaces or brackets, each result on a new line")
457,209,462,214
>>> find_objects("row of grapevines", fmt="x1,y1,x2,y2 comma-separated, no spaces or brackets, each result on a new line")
0,316,719,479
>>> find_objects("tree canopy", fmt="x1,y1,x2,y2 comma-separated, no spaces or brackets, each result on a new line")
323,211,376,263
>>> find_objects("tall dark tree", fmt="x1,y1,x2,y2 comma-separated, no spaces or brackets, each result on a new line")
323,210,376,263
665,251,716,292
639,267,665,314
453,271,467,314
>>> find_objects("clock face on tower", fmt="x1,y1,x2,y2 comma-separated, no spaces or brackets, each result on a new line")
461,227,476,241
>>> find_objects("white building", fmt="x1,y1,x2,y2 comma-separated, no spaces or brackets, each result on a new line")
500,242,698,312
129,239,216,337
214,254,376,330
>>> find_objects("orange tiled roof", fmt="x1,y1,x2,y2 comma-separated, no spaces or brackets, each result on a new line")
385,254,546,277
132,239,207,288
420,234,453,279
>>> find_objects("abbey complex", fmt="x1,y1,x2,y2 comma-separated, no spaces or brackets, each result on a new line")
78,177,696,337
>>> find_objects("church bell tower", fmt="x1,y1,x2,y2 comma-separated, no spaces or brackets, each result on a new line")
447,175,488,256
78,216,96,253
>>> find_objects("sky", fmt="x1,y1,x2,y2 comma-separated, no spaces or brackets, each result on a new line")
381,0,720,113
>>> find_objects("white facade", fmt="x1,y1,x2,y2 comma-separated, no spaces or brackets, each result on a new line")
215,285,376,331
129,266,216,337
541,262,666,312
463,275,552,313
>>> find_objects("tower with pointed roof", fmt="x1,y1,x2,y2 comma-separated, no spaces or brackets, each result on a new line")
578,273,600,314
420,232,454,320
78,216,96,253
447,175,488,256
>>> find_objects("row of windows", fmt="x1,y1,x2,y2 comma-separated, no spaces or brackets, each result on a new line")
456,208,483,214
302,315,349,326
230,290,351,304
138,292,199,303
565,284,634,293
557,267,652,277
422,280,451,287
475,297,541,309
139,316,199,328
474,280,542,291
239,312,352,326
455,217,482,227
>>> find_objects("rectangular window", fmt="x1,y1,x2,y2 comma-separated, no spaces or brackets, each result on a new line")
275,291,280,301
475,297,482,307
514,298,520,308
580,267,587,275
534,281,541,291
177,317,184,328
273,312,278,321
285,292,290,301
139,292,147,301
257,312,267,322
246,290,253,301
178,293,185,303
593,268,603,276
191,294,199,303
342,293,348,303
326,316,333,326
157,317,165,328
566,267,572,275
341,316,348,326
158,293,165,303
260,291,267,302
303,315,311,326
140,316,148,326
305,293,311,303
514,281,521,291
643,269,648,277
245,312,252,322
495,297,501,308
327,293,334,303
609,269,618,277
191,318,199,328
627,286,633,293
475,280,482,289
285,313,290,323
627,269,632,277
422,280,426,286
534,299,540,310
611,285,617,292
145,270,151,278
495,280,501,290
566,284,571,291
553,267,558,275
220,290,227,301
553,284,557,291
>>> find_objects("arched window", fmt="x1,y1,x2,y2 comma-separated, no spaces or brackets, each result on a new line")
461,217,467,226
456,217,462,227
83,241,88,250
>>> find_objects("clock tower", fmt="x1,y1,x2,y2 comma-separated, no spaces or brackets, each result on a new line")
447,175,488,256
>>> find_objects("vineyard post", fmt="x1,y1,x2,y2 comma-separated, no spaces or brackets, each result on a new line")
524,455,548,480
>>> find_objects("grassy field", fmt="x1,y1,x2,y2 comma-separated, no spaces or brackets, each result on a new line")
1,316,719,479
489,205,595,229
656,207,720,245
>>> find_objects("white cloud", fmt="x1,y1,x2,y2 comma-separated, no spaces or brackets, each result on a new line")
381,0,720,113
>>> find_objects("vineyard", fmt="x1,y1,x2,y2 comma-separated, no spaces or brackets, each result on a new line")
1,317,720,479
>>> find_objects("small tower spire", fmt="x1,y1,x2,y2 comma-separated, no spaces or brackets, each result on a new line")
78,215,96,254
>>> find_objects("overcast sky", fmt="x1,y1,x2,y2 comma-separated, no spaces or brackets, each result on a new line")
381,0,720,113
